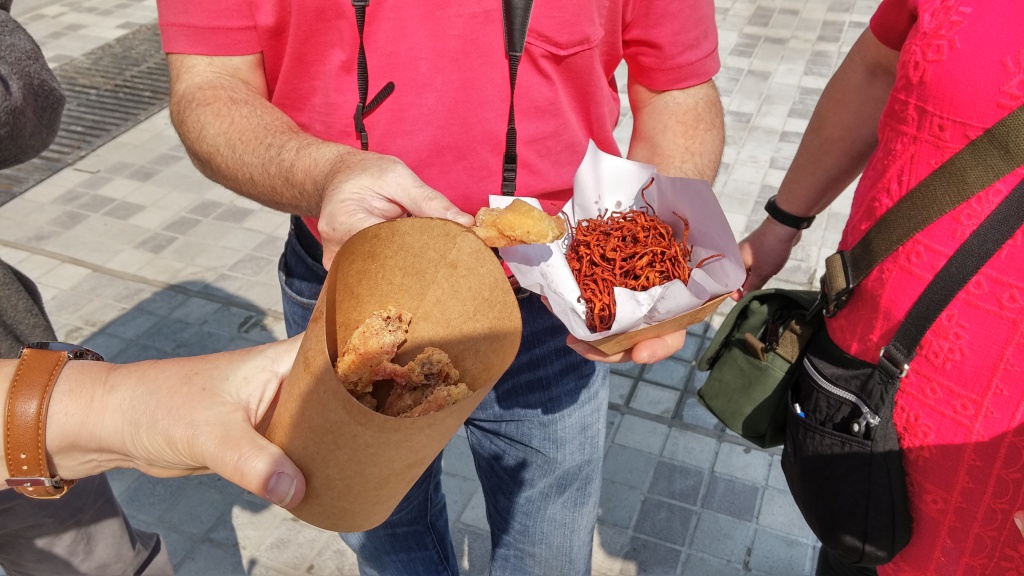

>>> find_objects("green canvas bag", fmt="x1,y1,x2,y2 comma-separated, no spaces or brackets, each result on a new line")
696,288,822,448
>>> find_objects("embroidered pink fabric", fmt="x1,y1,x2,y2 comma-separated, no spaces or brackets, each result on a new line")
828,0,1024,573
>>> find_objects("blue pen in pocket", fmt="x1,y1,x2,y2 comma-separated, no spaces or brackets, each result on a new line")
794,403,805,418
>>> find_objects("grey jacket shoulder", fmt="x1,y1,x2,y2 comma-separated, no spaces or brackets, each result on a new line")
0,10,65,170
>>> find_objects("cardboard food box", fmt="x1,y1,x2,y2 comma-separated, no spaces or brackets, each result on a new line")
265,217,522,532
498,141,746,355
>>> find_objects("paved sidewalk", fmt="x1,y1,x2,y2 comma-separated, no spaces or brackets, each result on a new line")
2,0,876,574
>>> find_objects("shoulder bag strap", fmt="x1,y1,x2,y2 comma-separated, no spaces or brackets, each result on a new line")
876,174,1024,379
500,0,534,195
822,104,1024,314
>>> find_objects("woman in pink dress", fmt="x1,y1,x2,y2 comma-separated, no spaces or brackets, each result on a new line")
738,0,1024,574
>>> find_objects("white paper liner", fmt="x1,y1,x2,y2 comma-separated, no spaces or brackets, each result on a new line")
496,140,746,342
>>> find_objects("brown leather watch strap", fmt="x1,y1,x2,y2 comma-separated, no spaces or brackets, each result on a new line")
4,348,77,498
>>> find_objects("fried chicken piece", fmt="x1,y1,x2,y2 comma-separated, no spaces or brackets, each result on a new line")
395,383,472,418
380,347,463,416
472,199,567,248
335,307,411,395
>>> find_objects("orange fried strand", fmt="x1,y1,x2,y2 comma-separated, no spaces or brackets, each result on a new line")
566,188,721,333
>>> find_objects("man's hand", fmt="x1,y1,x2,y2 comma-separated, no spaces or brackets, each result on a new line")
317,151,473,270
567,330,686,365
734,217,803,300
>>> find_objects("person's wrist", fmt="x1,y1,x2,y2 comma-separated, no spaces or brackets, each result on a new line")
46,361,127,478
765,195,816,230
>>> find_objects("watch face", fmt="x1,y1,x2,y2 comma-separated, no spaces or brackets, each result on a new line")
26,341,104,362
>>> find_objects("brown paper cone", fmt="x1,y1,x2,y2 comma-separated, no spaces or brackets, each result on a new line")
265,218,523,532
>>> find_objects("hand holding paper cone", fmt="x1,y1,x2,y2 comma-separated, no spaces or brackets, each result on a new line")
265,217,522,533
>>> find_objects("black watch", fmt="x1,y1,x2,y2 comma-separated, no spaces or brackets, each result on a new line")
764,195,815,230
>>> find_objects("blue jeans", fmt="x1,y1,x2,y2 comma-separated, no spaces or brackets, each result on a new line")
278,219,609,575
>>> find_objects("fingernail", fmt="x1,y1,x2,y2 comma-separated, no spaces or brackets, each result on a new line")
449,210,474,225
267,472,297,508
1015,516,1023,532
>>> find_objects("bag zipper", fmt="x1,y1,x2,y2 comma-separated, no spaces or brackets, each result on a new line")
802,357,881,438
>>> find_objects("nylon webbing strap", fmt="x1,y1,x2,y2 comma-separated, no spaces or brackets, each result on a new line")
352,0,394,151
878,175,1024,379
822,103,1024,311
500,0,534,195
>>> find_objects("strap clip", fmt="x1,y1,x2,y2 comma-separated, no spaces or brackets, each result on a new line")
820,251,853,318
879,346,910,379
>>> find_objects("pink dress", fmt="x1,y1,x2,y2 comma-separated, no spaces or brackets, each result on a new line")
826,0,1024,573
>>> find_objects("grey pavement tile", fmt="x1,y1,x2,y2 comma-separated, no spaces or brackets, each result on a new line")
703,474,760,522
188,199,229,218
441,473,480,524
255,516,333,572
441,434,477,480
174,540,248,576
101,309,165,339
162,215,203,235
609,372,635,405
619,536,682,576
603,444,657,489
757,488,815,540
598,480,643,529
213,204,256,224
76,173,115,191
647,460,704,506
104,200,147,220
594,524,630,576
662,429,718,469
628,382,679,418
161,484,236,537
74,192,118,213
748,528,814,576
303,536,360,575
614,415,669,455
136,231,179,254
611,360,644,378
767,454,788,491
671,334,704,363
228,253,278,278
459,489,490,531
680,554,744,576
633,497,695,546
606,410,622,446
47,208,91,230
640,358,691,390
104,468,142,497
713,442,772,484
677,396,725,431
168,296,224,325
117,475,193,524
689,512,751,564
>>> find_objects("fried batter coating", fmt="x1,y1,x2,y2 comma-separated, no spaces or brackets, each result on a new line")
335,307,411,395
381,347,463,416
472,199,567,248
395,384,472,418
336,310,473,417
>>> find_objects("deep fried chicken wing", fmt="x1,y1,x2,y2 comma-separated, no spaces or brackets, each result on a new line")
335,307,411,395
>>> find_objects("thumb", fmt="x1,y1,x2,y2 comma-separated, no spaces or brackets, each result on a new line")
204,425,306,509
1014,511,1024,537
401,182,475,227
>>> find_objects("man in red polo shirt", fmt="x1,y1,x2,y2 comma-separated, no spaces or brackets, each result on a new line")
157,0,723,573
